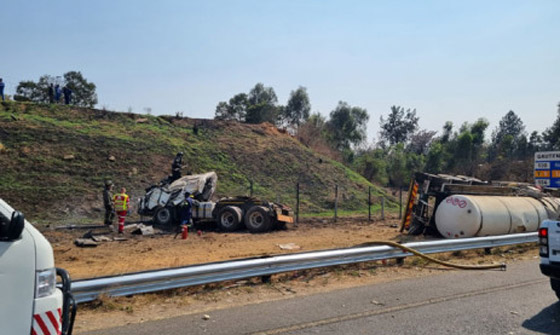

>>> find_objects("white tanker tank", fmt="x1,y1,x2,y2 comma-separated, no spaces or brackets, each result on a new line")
435,195,560,238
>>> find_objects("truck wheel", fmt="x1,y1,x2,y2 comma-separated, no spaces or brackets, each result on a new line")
244,206,272,233
217,206,242,232
551,278,560,300
154,207,174,226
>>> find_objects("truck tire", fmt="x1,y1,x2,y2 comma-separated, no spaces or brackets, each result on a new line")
154,207,174,226
217,206,242,232
551,278,560,300
244,206,272,233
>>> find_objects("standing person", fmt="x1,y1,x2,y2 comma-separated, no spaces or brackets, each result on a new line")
102,180,115,226
54,84,61,103
48,84,55,104
170,152,184,182
62,85,72,105
113,187,130,234
0,78,5,101
179,192,195,227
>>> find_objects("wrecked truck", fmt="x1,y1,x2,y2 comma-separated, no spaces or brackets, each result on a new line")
137,172,293,233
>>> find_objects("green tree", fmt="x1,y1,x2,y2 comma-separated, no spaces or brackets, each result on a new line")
281,86,311,130
215,93,248,121
15,80,42,102
245,83,280,124
353,147,388,185
424,142,445,174
63,71,97,107
489,110,526,161
379,106,419,146
543,103,560,150
326,101,369,151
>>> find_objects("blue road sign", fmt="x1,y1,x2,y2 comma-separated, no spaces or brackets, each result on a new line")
535,151,560,188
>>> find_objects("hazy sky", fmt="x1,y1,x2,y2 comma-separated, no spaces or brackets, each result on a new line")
2,1,559,142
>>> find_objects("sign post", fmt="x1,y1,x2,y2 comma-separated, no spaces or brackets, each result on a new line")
534,151,560,189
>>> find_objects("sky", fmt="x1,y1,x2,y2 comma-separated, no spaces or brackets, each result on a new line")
2,1,559,142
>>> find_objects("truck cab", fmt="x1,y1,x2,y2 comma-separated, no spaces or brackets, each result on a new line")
0,198,75,334
538,219,560,299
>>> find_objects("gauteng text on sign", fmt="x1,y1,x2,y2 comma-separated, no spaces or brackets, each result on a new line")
535,151,560,188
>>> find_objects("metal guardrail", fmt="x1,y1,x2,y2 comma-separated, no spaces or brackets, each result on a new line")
71,232,537,303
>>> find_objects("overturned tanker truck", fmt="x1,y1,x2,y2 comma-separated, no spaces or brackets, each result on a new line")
138,172,293,233
401,172,560,238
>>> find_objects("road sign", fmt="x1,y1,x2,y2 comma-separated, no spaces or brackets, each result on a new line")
534,151,560,188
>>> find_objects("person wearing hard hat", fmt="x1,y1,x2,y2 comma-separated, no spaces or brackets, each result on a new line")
102,180,115,226
113,187,130,234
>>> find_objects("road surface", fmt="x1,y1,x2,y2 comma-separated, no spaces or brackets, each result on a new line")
85,260,560,335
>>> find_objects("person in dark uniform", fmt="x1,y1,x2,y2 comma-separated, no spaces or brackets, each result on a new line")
170,152,184,182
103,180,115,226
48,84,55,103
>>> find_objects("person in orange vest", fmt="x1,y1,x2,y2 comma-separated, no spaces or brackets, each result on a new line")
113,187,130,234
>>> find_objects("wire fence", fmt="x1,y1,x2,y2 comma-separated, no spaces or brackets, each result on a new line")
227,180,405,224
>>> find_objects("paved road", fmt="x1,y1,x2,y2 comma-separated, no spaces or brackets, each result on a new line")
85,260,560,335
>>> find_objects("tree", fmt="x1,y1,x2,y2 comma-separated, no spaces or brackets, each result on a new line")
326,101,369,151
15,80,41,102
245,83,280,124
490,110,526,160
63,71,97,107
543,103,560,150
407,130,437,155
281,86,311,130
215,93,248,121
379,106,419,146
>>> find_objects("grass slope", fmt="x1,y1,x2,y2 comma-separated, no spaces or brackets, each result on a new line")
0,101,397,224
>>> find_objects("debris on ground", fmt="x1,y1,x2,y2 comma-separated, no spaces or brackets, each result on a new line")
74,238,98,248
63,154,75,160
202,314,211,320
131,224,155,236
277,243,301,250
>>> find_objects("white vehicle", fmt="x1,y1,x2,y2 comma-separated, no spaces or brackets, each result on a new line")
0,198,75,335
538,219,560,299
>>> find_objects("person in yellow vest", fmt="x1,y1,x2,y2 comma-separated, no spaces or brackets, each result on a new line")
113,187,130,234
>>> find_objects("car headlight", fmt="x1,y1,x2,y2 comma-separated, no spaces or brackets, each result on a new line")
36,268,56,298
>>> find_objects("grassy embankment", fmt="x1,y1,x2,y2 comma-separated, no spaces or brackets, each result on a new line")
0,101,399,225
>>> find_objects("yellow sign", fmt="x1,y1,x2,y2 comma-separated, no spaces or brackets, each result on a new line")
535,170,550,178
553,170,560,178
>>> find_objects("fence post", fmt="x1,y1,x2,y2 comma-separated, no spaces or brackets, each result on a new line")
399,186,402,220
381,196,385,220
296,182,300,226
334,184,338,223
368,186,371,221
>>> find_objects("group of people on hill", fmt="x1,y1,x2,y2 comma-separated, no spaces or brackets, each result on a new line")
48,83,72,105
0,78,72,104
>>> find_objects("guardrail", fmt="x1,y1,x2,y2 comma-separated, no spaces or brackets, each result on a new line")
71,232,537,303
